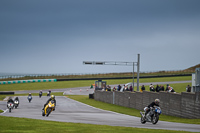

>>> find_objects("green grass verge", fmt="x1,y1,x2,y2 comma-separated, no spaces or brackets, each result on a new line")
67,95,200,125
0,76,191,92
0,116,194,133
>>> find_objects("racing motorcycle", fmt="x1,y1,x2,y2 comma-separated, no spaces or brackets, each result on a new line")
7,102,14,113
27,96,32,103
47,91,50,97
14,99,19,108
42,100,55,117
140,106,162,124
39,91,42,98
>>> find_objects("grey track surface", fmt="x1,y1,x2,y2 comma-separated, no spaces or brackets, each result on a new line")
0,96,200,132
1,80,199,132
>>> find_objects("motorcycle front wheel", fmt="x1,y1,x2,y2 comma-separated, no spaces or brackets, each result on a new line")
151,114,159,124
46,108,52,117
9,108,11,113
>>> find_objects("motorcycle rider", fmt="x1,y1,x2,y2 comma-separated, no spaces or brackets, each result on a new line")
39,90,42,97
14,97,19,102
144,99,160,118
27,93,32,101
28,93,32,96
7,97,14,107
42,95,56,111
47,89,51,96
14,97,19,104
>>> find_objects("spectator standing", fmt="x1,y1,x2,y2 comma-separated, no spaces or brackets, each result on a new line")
141,85,145,92
165,84,169,91
129,85,133,92
118,84,121,91
186,85,191,92
159,85,164,91
150,85,155,92
156,84,160,92
113,87,116,91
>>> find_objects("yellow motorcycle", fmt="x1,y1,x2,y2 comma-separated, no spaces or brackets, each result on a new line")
42,100,55,117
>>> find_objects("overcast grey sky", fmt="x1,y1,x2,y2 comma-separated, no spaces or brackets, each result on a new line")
0,0,200,74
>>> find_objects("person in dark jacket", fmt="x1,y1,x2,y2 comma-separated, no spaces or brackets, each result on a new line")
42,95,56,111
165,84,169,91
14,97,19,102
155,84,160,92
159,85,164,91
141,85,145,92
145,99,160,117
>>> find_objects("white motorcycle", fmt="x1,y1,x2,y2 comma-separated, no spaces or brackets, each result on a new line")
14,100,19,108
140,106,162,124
7,102,14,113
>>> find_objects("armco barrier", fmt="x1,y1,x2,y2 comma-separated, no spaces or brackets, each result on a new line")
0,92,14,95
94,90,200,119
0,79,57,85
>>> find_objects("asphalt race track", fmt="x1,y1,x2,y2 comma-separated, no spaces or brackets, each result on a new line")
1,95,200,132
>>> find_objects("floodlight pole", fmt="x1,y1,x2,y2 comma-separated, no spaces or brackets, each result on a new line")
137,54,140,91
83,54,140,91
133,64,134,91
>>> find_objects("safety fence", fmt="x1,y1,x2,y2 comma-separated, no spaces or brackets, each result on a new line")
94,90,200,119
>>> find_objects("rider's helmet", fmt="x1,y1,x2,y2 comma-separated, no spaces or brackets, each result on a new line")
51,95,55,100
155,99,160,105
29,93,31,95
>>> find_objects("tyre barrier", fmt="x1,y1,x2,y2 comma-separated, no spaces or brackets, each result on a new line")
0,79,57,85
0,92,14,95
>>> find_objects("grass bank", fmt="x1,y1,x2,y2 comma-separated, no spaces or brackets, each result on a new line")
0,115,193,133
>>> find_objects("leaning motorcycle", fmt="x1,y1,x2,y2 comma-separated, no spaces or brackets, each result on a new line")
140,106,162,124
14,100,19,108
27,96,32,103
42,100,55,117
7,102,14,113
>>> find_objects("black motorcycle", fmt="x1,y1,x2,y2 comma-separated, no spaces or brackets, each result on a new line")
140,106,162,124
39,92,42,98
